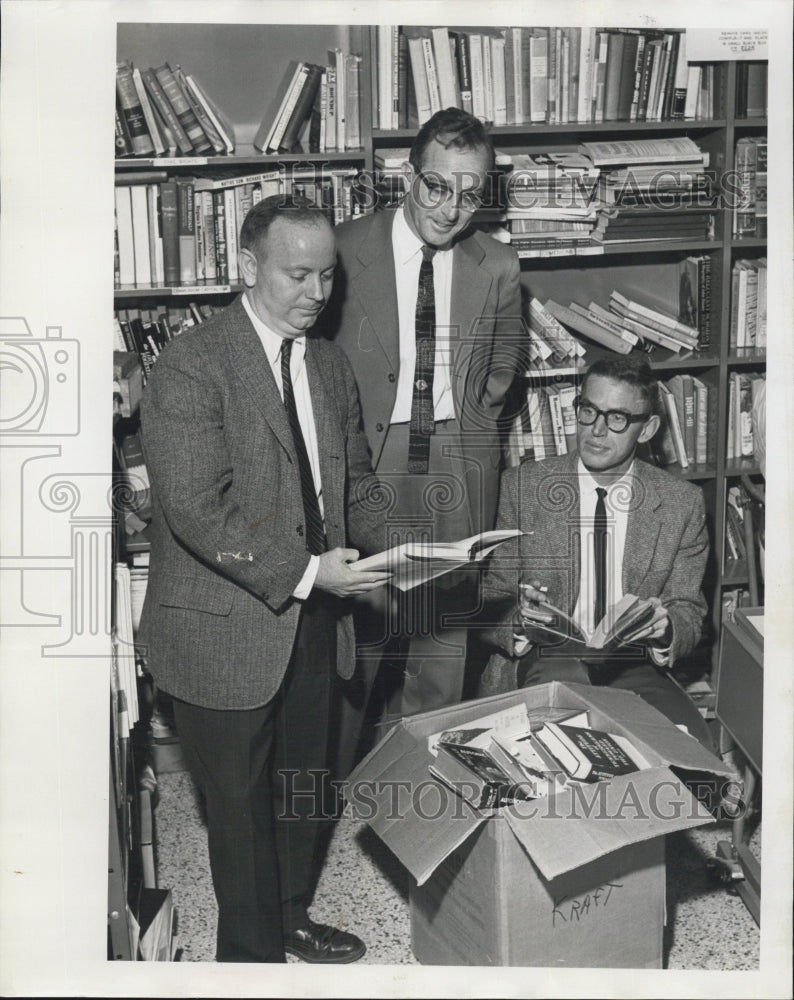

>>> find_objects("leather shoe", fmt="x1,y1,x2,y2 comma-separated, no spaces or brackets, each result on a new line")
284,920,366,964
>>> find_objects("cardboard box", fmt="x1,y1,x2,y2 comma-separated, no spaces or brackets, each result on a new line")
346,681,733,968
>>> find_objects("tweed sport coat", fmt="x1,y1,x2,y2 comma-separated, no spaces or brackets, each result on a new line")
138,296,384,710
478,451,710,692
320,209,524,537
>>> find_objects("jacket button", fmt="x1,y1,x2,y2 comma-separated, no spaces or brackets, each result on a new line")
376,422,384,432
388,373,396,382
296,525,304,536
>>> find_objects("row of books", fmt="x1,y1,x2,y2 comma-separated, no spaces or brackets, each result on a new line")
116,60,235,159
114,167,362,289
426,702,650,808
730,258,767,350
724,485,752,568
726,371,765,463
373,26,721,130
722,586,753,624
114,304,218,382
732,137,768,239
253,52,363,154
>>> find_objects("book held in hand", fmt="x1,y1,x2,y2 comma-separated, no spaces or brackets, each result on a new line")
521,592,657,652
353,529,522,591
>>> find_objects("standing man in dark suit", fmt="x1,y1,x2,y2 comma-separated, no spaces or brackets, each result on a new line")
323,108,524,774
478,356,713,748
138,196,391,964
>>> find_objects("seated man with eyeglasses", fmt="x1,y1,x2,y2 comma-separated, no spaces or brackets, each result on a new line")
478,355,714,748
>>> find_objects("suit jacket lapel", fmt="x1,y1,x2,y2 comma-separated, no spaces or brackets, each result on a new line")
223,297,294,456
350,210,400,373
623,461,662,592
305,341,343,526
450,234,493,415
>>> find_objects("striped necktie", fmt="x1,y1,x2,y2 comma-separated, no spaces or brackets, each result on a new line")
280,338,326,556
408,244,437,474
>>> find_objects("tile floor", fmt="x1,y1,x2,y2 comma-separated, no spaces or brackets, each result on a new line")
153,768,761,969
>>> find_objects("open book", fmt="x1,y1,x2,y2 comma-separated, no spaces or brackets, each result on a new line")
353,529,522,591
520,592,657,652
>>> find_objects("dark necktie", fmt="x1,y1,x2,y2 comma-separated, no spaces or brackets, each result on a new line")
593,486,608,627
280,338,326,556
408,244,437,474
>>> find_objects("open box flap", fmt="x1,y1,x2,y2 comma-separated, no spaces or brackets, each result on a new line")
504,766,715,881
345,722,487,885
558,683,734,776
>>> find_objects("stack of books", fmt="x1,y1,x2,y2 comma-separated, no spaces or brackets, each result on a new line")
732,137,768,239
730,258,767,350
426,703,650,808
373,26,713,129
253,51,363,155
495,152,601,256
606,290,701,353
114,167,363,289
582,136,716,243
116,60,235,159
507,378,579,468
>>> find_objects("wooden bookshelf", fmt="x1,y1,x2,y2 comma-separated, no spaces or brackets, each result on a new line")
112,21,766,718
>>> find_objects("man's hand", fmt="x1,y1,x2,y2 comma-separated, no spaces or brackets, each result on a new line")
517,579,555,645
628,595,672,645
313,548,392,598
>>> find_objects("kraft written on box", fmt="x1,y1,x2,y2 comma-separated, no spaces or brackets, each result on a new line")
344,681,735,968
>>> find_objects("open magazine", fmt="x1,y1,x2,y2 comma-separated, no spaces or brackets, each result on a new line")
520,592,658,652
353,529,522,591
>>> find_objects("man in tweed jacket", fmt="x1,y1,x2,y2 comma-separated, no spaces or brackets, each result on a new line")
138,198,390,964
479,355,713,748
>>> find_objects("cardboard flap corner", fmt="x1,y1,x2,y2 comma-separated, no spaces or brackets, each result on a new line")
345,720,487,885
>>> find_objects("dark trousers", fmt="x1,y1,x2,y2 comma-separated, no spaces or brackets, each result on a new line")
518,652,715,751
333,420,478,779
170,597,336,963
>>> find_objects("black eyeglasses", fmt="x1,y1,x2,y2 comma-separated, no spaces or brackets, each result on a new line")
574,396,651,433
415,169,486,213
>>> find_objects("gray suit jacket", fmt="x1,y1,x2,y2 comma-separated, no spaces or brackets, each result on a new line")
479,452,709,692
138,296,383,710
320,209,524,535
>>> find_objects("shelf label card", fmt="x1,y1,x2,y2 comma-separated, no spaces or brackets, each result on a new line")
173,285,231,295
687,29,768,61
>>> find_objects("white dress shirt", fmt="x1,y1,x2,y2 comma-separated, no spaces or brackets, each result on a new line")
389,205,456,424
516,459,669,663
243,294,321,598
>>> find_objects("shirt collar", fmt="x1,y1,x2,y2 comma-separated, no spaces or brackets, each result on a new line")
577,458,636,498
392,204,451,265
242,292,306,368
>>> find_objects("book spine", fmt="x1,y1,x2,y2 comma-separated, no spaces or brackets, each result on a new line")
682,373,696,464
407,36,432,125
671,31,688,118
223,188,238,282
175,178,196,284
200,191,217,281
481,31,493,122
455,32,473,115
115,101,134,158
114,186,136,285
346,54,362,150
693,379,708,465
754,138,767,238
154,63,213,154
469,35,485,121
147,183,164,285
659,382,689,467
422,35,442,116
132,67,165,156
544,299,633,354
178,69,226,154
432,27,458,110
279,64,323,153
491,35,508,126
212,190,228,283
157,181,179,286
529,32,548,123
129,184,152,286
116,61,155,156
269,64,310,153
141,67,194,155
